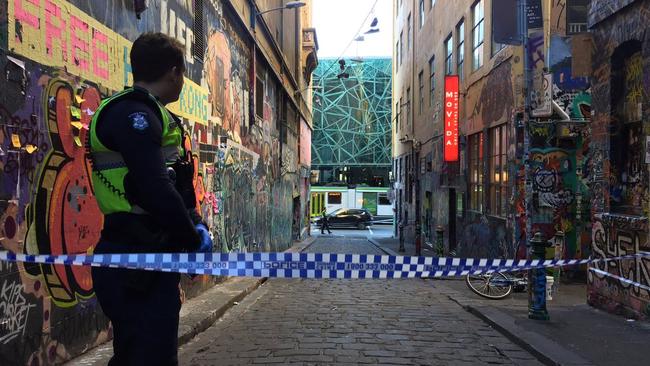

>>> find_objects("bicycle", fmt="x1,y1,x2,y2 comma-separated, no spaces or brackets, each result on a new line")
465,271,528,299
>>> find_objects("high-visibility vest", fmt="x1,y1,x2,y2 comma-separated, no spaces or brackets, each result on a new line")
88,88,183,215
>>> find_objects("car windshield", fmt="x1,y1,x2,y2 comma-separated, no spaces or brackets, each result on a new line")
329,208,346,216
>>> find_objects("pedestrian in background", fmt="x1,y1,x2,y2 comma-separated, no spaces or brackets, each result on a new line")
320,208,332,234
88,33,213,366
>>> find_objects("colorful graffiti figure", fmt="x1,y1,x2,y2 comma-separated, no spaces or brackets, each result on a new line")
24,78,103,307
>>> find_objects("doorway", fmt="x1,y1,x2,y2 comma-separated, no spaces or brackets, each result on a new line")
448,188,457,252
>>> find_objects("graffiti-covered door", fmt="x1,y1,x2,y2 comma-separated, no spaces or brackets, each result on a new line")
448,188,457,252
530,142,590,261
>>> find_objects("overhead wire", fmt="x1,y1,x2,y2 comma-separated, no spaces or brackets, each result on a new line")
315,0,380,83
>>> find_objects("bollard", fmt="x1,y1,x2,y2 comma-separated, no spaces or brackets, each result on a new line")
435,225,444,255
553,230,565,296
528,232,550,320
398,223,405,252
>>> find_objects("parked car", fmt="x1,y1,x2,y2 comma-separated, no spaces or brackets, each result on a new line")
316,208,374,230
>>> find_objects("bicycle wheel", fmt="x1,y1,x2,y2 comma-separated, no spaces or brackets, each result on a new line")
465,272,513,299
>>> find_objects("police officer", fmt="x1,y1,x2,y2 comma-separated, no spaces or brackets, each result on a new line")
88,33,212,366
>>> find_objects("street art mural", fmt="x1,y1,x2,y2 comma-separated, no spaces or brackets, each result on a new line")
23,78,103,307
0,0,299,363
590,214,650,317
588,0,650,318
527,144,590,260
0,51,111,366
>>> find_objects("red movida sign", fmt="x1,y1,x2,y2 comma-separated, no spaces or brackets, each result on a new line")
444,75,460,162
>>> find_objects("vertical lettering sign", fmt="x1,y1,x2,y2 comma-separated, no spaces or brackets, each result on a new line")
444,75,460,162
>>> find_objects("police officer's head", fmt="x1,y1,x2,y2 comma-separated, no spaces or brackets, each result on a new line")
131,32,185,104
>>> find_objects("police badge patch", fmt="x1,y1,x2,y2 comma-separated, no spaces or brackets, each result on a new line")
129,112,150,132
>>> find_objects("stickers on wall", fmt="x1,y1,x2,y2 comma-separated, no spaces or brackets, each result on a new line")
25,145,38,154
11,133,21,148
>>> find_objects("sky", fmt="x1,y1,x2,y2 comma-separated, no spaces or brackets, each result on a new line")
312,0,393,58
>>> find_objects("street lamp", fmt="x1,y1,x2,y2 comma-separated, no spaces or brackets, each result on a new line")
252,1,306,29
257,1,306,16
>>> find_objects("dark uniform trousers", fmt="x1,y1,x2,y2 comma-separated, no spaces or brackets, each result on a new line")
91,240,181,366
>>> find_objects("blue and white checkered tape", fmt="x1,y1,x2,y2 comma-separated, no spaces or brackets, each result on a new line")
1,250,648,279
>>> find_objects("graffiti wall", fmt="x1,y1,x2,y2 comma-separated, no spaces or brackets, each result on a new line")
455,47,523,259
520,29,593,267
0,0,300,363
505,0,593,269
588,0,650,318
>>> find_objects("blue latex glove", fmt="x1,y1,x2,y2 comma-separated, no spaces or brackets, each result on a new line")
195,224,213,253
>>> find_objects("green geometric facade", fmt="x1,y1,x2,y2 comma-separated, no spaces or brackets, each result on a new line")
312,58,392,167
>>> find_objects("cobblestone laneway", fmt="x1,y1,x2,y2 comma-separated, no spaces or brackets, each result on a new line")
178,238,540,365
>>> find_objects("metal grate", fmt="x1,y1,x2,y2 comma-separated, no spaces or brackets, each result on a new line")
192,0,205,61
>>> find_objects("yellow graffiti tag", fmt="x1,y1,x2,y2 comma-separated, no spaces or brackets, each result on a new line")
168,78,210,124
9,0,210,125
9,0,128,91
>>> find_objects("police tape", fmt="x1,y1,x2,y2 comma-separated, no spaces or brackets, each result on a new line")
589,267,650,292
1,250,649,279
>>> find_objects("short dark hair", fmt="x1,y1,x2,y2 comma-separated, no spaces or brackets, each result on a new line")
131,33,185,82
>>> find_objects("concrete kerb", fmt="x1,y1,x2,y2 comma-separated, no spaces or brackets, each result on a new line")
367,237,590,365
366,237,464,281
68,236,318,365
447,295,593,366
367,237,398,256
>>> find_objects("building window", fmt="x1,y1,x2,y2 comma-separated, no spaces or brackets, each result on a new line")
431,0,436,9
492,37,505,56
397,97,404,130
418,71,424,115
394,103,399,131
610,42,645,214
328,192,342,205
379,193,390,205
419,0,425,28
457,20,465,81
406,87,411,124
472,0,484,70
445,35,453,75
407,13,412,50
489,125,507,216
429,56,435,106
400,32,404,65
492,41,505,56
396,41,400,71
567,0,589,34
468,132,483,212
